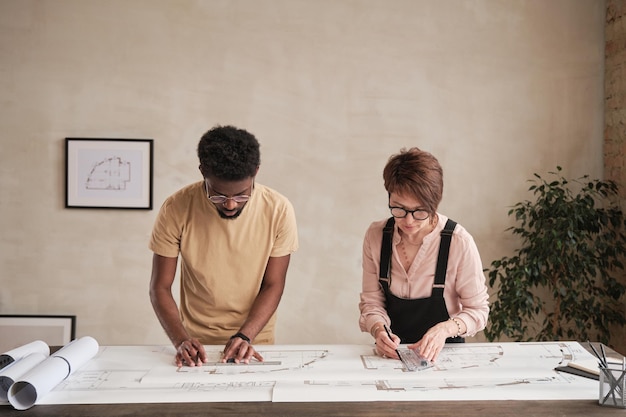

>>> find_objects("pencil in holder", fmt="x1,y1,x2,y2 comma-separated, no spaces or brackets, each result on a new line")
598,365,626,408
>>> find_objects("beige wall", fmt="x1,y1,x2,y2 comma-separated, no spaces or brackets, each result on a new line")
604,0,626,352
0,0,607,347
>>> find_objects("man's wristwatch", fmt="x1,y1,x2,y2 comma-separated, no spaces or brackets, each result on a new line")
230,332,251,343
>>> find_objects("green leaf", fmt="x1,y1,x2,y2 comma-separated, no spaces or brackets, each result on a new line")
484,167,626,344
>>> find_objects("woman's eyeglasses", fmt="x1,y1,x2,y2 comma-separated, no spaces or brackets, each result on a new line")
388,206,429,221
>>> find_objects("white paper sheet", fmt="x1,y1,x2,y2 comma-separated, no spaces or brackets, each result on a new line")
7,336,99,410
34,341,601,405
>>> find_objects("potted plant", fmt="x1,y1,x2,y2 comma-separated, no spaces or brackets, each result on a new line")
485,167,626,345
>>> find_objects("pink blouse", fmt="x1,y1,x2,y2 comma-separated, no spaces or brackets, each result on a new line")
359,213,489,338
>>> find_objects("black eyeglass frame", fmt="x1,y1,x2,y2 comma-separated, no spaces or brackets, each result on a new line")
388,205,430,221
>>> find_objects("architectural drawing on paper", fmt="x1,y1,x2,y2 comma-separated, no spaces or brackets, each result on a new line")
300,371,577,394
361,353,404,371
372,373,569,393
433,341,576,371
56,370,147,391
360,344,505,372
85,156,131,190
179,381,276,392
175,349,329,375
433,343,505,370
37,342,599,405
55,369,276,393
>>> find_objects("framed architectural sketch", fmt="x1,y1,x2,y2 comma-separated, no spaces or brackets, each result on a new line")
65,138,154,209
0,315,76,352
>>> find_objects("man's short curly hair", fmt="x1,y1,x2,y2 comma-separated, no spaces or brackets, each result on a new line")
197,125,261,181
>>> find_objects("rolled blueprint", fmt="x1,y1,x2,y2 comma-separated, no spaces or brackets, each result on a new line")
0,340,49,370
7,336,99,410
0,352,47,401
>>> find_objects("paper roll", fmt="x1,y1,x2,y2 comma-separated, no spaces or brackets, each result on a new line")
0,352,47,401
0,340,49,370
7,336,99,410
52,335,99,373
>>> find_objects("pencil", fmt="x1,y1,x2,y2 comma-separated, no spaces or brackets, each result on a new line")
383,324,400,359
587,341,607,367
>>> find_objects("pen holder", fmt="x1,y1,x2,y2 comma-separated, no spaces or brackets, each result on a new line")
598,366,626,408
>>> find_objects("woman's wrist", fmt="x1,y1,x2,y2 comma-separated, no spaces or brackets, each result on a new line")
370,323,386,338
449,317,462,337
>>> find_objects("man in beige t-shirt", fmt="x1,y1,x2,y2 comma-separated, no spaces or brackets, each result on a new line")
149,125,298,367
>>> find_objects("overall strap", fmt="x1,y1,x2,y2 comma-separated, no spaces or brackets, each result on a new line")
379,217,395,282
432,219,457,296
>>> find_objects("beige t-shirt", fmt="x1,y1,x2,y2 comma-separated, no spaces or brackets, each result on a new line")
149,181,298,344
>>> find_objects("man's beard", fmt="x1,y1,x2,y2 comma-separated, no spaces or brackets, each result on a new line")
217,206,245,219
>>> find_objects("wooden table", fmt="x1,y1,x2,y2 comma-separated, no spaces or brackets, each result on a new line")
1,399,624,417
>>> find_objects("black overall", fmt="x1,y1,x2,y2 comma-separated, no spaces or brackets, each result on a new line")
379,217,464,344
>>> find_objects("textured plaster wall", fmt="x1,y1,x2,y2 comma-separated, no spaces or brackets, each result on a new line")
0,0,606,347
604,0,626,352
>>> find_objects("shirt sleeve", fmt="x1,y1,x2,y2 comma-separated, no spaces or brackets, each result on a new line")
269,197,299,258
148,198,182,258
358,221,390,335
447,230,490,337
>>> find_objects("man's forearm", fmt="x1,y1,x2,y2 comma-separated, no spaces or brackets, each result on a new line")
150,289,189,347
238,283,284,341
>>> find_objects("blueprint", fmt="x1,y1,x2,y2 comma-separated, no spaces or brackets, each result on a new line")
8,341,599,405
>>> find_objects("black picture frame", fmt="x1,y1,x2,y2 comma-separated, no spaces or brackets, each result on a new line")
0,314,76,352
65,138,154,209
